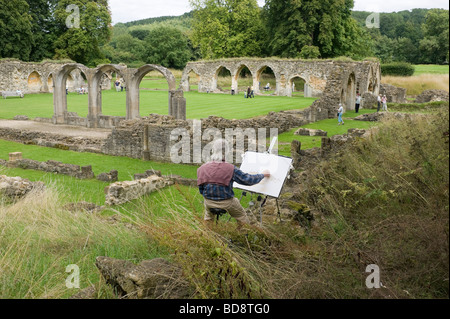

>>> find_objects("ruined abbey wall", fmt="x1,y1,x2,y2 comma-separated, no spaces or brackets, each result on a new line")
181,59,381,111
0,59,86,94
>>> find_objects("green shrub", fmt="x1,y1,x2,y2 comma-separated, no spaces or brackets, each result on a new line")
299,45,321,59
381,62,415,76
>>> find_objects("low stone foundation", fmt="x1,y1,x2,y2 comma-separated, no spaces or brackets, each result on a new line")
415,90,449,103
105,175,174,206
0,126,105,154
2,157,95,180
294,128,327,136
380,83,407,103
0,175,45,198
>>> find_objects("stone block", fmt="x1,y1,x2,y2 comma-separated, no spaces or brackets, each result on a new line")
9,152,22,162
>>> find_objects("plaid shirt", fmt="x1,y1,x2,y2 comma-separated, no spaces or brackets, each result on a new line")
199,167,265,201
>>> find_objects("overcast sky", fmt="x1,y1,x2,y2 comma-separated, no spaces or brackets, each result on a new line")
109,0,449,24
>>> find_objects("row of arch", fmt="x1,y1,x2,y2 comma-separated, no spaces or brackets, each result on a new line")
182,64,315,98
26,71,85,93
52,63,186,127
181,60,381,110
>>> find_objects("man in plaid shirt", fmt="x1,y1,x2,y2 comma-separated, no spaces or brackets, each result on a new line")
197,139,270,227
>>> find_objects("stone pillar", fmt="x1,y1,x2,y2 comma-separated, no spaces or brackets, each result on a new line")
169,89,186,120
9,152,23,162
126,69,140,120
231,76,238,95
52,72,67,124
304,83,311,98
87,69,100,128
253,76,260,94
143,125,150,161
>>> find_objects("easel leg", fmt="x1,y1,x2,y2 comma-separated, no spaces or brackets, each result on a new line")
276,198,282,223
259,196,268,226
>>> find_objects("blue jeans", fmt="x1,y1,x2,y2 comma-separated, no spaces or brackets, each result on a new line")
338,112,343,123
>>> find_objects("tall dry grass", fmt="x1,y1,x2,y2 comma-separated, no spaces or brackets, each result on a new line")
302,109,449,298
382,74,449,96
0,185,159,299
137,109,449,299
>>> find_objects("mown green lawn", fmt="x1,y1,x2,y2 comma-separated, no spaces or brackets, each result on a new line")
0,89,316,120
0,138,199,205
414,64,449,75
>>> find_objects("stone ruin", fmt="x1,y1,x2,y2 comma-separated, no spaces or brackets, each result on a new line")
415,89,450,103
0,175,44,199
181,58,381,112
0,60,187,129
380,83,407,103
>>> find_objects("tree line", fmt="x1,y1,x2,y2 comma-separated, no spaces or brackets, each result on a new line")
1,0,448,69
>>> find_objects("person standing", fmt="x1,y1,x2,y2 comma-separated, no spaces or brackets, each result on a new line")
355,93,361,113
246,87,251,99
338,103,344,125
382,95,388,111
197,139,270,228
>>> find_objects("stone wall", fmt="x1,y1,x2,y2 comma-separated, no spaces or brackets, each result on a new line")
0,126,105,153
415,90,449,103
2,158,95,180
101,109,321,163
181,58,381,111
0,59,85,94
105,175,174,206
380,83,407,103
0,174,45,199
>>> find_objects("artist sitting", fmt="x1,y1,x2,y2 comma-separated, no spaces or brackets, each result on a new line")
197,139,270,228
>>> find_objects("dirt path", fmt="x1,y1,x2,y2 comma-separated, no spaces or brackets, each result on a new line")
0,120,112,139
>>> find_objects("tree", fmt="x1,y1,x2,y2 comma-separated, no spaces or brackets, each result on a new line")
53,0,112,66
189,0,266,59
419,9,449,64
0,0,33,61
26,0,59,62
299,45,320,59
104,33,146,66
263,0,364,59
144,26,193,69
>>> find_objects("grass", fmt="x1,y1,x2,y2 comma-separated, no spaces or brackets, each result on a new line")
0,138,199,205
298,109,449,298
414,64,450,75
277,109,378,156
0,77,316,120
0,187,168,299
382,74,449,96
0,68,448,299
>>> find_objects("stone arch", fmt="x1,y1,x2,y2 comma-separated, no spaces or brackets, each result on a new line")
127,64,184,120
47,73,54,93
52,63,90,124
214,66,233,93
27,71,43,92
180,67,201,92
288,74,309,97
91,64,127,121
234,64,253,94
256,65,277,94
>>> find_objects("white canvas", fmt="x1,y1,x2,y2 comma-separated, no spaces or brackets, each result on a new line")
233,152,293,198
